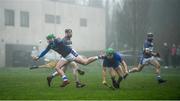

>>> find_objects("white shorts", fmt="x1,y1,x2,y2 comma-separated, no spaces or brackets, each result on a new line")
140,56,156,65
61,49,79,62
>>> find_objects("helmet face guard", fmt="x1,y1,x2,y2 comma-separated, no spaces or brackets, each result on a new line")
147,32,153,42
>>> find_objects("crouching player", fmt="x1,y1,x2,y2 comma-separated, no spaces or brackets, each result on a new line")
129,32,166,84
99,48,129,89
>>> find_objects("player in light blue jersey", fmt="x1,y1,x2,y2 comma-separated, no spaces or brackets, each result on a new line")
129,32,166,84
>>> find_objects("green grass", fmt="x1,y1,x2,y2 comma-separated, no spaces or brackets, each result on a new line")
0,63,180,100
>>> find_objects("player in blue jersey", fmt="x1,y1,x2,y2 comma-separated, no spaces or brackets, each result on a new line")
99,48,129,89
33,33,99,87
129,32,166,84
46,29,86,88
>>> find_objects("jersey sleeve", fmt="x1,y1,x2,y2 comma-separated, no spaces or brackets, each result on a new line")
115,52,122,63
38,45,51,59
143,40,148,49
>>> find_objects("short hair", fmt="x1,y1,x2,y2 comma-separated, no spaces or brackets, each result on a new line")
65,29,72,33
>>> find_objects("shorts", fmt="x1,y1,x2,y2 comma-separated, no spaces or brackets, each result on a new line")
140,56,156,65
103,59,120,68
61,49,79,62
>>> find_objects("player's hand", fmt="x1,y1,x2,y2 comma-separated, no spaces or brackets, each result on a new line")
32,56,39,61
102,80,107,85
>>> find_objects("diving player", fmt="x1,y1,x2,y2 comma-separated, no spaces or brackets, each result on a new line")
129,32,166,84
46,29,85,88
33,33,99,87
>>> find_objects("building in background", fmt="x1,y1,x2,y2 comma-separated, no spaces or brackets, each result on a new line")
0,0,105,67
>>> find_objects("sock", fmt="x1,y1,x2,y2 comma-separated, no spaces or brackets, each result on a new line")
95,56,98,59
62,75,68,81
111,77,116,83
51,71,58,78
118,76,123,83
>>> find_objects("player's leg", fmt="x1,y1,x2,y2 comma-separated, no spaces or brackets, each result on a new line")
70,61,85,75
120,66,128,79
47,71,58,87
129,57,146,73
121,60,129,79
44,61,59,86
102,67,107,84
114,67,124,88
109,68,119,88
129,63,145,73
74,55,98,65
30,61,56,69
55,59,70,87
119,65,125,75
47,66,66,87
69,62,86,88
149,59,166,84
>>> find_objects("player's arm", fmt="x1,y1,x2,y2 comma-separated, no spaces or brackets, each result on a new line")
151,51,160,57
33,46,50,61
102,67,107,84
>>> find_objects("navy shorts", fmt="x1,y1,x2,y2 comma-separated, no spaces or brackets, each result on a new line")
103,59,120,68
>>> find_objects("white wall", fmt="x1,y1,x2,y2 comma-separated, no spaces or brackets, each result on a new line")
0,43,5,67
42,0,106,51
0,0,43,45
0,0,106,66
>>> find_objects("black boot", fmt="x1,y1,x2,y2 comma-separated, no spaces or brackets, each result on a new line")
117,76,123,84
76,82,86,88
47,76,53,87
29,65,39,70
111,77,119,88
158,79,167,84
77,69,85,75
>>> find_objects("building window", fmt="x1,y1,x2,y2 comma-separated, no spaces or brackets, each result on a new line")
56,16,61,24
4,9,15,26
80,18,87,27
45,14,61,24
45,14,55,23
20,11,29,27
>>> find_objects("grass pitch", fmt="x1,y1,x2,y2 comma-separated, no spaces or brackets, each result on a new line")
0,63,180,100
